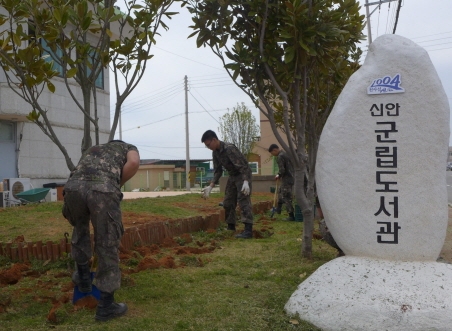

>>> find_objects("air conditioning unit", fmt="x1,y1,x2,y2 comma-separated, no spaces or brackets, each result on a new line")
6,178,31,204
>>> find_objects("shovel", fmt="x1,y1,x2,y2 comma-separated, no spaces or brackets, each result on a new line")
270,180,279,218
72,255,101,304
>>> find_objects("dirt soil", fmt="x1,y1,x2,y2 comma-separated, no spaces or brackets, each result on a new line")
120,192,271,227
0,210,276,322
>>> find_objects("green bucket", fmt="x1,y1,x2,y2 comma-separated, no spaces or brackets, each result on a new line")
294,205,303,222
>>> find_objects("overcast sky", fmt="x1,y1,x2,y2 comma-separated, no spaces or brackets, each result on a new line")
111,0,452,160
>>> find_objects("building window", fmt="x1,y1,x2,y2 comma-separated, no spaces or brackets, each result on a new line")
0,121,14,141
41,39,64,77
249,162,259,174
87,48,104,89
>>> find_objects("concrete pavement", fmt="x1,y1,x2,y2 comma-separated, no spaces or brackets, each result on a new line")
122,187,220,200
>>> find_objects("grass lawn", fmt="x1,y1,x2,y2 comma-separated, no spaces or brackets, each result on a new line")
0,192,273,243
0,193,334,330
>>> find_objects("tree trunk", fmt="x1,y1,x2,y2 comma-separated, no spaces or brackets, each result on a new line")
109,102,120,141
81,86,92,154
294,167,313,259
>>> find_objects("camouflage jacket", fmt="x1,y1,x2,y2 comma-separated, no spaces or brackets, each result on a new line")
212,141,252,184
277,150,294,185
66,141,138,191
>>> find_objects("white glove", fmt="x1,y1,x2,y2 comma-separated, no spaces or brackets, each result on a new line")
275,175,280,180
202,185,213,199
241,180,250,196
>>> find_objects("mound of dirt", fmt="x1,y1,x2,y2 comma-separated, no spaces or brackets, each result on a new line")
0,263,30,286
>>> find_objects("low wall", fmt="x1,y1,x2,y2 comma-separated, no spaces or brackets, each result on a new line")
219,175,276,193
0,201,273,262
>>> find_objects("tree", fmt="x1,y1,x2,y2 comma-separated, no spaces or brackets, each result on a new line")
0,0,177,171
186,0,364,257
218,102,259,157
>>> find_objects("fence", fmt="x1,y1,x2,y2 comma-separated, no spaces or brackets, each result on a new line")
0,201,273,263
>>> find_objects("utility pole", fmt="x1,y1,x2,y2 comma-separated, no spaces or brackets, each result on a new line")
364,0,398,45
184,75,191,191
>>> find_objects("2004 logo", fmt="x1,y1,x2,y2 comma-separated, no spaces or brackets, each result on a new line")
367,74,405,95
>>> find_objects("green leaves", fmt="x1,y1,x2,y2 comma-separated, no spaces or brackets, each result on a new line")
66,67,77,78
26,109,40,121
47,81,55,92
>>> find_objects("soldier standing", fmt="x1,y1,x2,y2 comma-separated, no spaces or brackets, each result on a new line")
268,144,295,221
201,130,254,239
62,140,140,321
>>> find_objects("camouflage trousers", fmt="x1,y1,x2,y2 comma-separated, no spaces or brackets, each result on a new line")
223,175,253,225
62,183,123,293
277,182,294,214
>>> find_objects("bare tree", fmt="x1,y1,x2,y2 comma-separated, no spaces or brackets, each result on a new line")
0,0,178,170
218,102,259,157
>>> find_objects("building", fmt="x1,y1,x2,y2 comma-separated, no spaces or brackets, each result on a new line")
251,108,289,176
126,159,212,191
0,6,116,190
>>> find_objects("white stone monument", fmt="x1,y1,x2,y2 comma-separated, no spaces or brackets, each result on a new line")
285,34,451,331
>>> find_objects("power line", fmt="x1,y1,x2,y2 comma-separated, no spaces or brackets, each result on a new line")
121,108,229,132
153,46,224,71
134,146,181,159
121,83,184,112
189,76,231,83
190,87,219,118
190,79,234,85
122,90,183,115
428,46,452,52
410,31,452,41
122,113,185,132
188,90,220,124
415,37,452,45
190,83,236,89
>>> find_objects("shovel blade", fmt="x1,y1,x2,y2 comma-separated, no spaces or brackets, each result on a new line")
72,272,100,304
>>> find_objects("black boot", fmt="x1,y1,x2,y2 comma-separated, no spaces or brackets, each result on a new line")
285,212,295,221
235,223,253,239
95,291,128,322
227,223,236,231
275,204,282,215
72,262,92,293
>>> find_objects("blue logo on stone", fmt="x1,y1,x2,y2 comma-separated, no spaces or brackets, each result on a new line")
367,74,405,95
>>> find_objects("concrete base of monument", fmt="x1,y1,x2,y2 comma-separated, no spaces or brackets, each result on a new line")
285,256,452,331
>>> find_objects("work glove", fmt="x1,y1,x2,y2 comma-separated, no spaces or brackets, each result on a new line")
202,185,213,199
241,180,250,196
275,175,280,181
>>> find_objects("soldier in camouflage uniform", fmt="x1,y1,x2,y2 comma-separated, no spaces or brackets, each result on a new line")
201,130,253,239
62,140,140,321
268,144,295,221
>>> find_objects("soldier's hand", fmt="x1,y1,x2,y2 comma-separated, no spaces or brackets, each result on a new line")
275,175,280,181
202,185,213,199
241,180,250,196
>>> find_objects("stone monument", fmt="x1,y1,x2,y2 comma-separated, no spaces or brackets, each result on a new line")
285,34,451,330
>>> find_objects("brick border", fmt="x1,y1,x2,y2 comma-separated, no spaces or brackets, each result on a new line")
0,201,272,262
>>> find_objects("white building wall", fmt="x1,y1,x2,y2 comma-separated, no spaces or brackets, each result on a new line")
0,75,110,188
0,5,115,188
